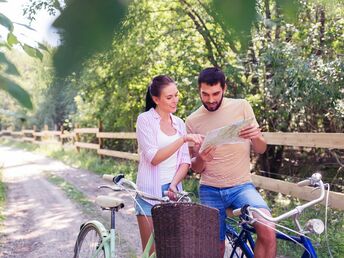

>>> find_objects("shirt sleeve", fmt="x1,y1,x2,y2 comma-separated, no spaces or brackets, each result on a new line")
136,114,159,163
243,100,259,127
185,117,194,134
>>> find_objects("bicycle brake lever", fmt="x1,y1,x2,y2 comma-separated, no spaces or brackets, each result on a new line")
98,185,122,191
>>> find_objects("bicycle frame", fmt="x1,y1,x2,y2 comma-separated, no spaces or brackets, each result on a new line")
225,219,318,258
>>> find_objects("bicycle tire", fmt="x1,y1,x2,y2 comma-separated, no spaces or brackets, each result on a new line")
74,223,106,258
225,218,254,258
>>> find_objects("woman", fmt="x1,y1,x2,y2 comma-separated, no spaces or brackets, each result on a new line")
135,75,202,253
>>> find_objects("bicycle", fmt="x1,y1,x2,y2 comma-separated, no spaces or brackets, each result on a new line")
224,172,330,258
73,174,191,258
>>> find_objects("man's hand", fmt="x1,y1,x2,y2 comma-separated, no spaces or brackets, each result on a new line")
198,145,217,162
239,125,262,140
239,125,267,154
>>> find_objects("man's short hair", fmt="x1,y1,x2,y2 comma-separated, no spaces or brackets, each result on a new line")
198,67,226,89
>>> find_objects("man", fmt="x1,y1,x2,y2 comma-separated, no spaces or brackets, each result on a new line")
185,67,276,257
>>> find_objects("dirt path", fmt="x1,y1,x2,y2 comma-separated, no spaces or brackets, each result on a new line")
0,146,141,258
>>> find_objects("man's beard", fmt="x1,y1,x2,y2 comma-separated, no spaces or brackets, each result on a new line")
202,94,224,112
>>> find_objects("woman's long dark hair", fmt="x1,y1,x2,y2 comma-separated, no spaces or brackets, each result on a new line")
145,75,175,111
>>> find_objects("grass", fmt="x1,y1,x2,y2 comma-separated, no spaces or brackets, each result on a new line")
45,172,96,214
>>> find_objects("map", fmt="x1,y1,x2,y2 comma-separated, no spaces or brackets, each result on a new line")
199,117,255,152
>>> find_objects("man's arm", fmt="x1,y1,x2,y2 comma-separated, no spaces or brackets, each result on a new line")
251,135,267,154
239,125,267,154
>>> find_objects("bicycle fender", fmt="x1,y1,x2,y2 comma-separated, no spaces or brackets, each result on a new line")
80,220,109,238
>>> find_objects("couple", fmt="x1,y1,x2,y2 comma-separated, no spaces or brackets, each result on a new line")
135,67,276,257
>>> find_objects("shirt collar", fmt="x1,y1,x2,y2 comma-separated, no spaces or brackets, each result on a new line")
149,108,178,126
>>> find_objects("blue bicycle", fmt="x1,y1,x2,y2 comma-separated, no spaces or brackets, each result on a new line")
225,173,329,258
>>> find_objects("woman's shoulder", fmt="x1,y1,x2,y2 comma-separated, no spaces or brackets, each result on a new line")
137,110,152,124
171,114,185,126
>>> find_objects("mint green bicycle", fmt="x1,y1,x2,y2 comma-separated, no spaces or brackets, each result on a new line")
73,174,191,258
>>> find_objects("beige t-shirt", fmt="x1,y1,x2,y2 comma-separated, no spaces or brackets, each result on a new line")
185,98,259,188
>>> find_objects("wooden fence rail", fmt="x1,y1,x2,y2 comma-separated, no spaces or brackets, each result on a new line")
1,127,343,210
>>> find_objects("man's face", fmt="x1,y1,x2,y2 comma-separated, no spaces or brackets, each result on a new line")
199,82,226,112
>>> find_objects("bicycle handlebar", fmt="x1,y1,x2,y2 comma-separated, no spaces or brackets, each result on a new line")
102,174,191,203
232,173,326,222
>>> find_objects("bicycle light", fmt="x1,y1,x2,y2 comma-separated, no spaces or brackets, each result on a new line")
305,219,325,234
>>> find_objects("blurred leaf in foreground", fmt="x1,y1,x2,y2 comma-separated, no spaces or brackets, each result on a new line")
53,0,130,77
0,75,33,109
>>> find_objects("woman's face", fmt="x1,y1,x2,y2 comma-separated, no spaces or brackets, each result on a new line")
153,83,179,113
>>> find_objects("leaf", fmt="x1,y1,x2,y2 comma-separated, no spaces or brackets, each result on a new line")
53,0,62,11
276,0,301,23
12,22,36,31
211,0,257,51
37,42,49,52
0,52,20,76
7,32,19,47
53,0,131,77
0,13,14,31
22,44,43,60
0,75,33,109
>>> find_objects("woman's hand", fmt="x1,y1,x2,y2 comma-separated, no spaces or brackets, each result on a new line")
167,184,178,201
183,134,204,145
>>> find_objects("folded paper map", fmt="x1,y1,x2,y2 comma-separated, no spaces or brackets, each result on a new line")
199,117,255,152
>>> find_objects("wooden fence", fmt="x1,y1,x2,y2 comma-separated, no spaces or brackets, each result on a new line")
1,127,343,210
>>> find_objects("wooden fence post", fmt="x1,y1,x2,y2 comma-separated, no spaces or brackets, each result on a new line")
60,125,64,145
33,125,37,142
98,120,104,159
75,124,80,152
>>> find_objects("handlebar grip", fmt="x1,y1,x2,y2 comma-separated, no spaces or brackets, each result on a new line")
102,174,125,184
103,174,115,182
114,174,125,184
297,179,310,187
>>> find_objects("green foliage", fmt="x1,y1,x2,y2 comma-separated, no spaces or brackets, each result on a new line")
52,0,130,77
3,0,343,178
211,0,257,51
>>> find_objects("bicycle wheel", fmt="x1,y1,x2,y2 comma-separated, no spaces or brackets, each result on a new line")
74,223,106,258
225,218,254,258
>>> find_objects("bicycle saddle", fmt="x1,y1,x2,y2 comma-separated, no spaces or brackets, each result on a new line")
96,195,125,210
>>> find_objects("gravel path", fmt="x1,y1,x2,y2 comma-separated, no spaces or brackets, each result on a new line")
0,146,141,258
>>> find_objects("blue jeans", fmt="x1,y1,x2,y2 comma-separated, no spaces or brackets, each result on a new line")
199,182,269,241
135,183,171,216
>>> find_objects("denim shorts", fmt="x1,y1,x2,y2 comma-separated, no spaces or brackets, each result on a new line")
135,183,171,216
199,182,269,241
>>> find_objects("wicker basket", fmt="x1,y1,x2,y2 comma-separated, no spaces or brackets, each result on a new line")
152,202,221,258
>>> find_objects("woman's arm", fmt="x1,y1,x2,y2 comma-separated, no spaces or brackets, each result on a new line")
169,163,189,192
151,134,202,166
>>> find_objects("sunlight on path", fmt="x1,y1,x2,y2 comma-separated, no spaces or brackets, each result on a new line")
0,146,85,257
